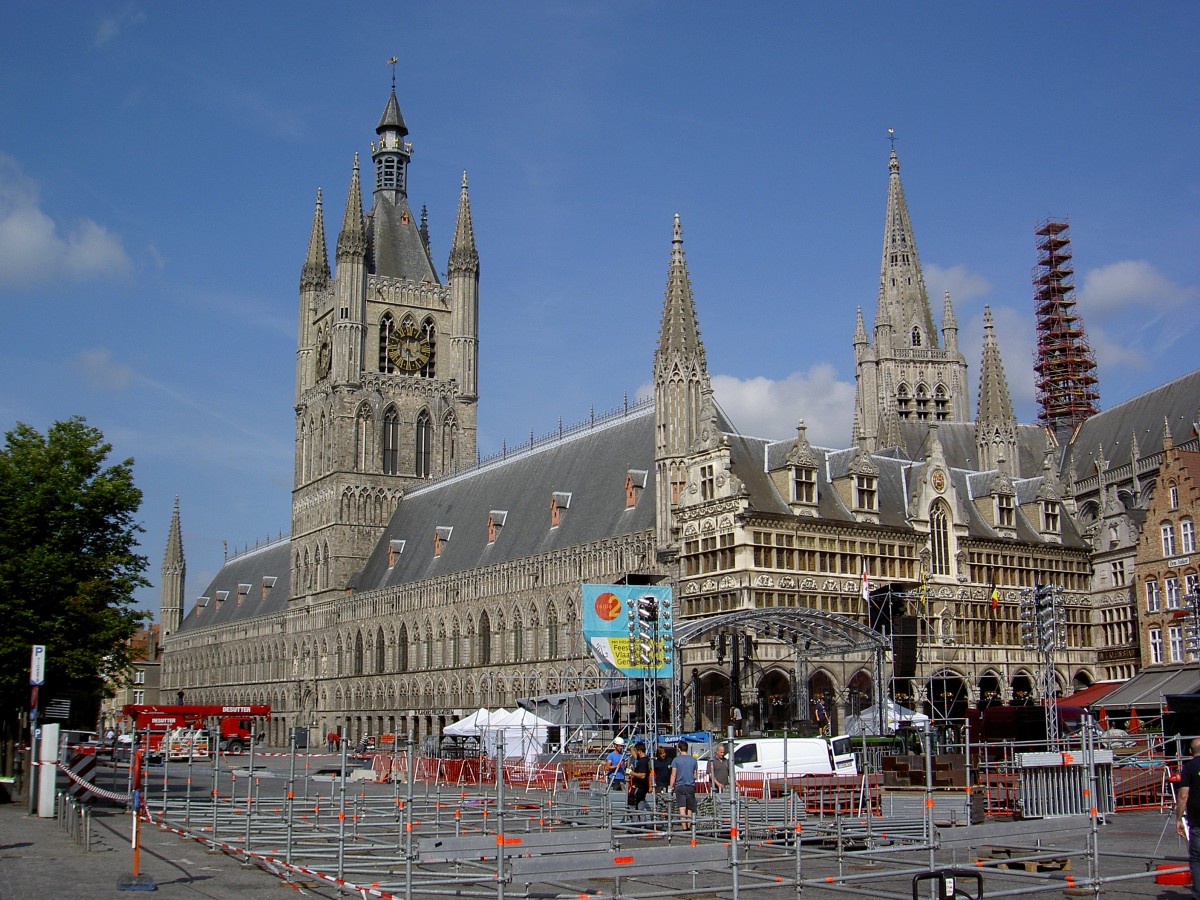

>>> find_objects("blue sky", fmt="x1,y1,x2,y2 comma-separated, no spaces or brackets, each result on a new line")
2,3,1197,617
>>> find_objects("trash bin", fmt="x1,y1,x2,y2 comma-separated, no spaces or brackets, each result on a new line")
291,727,309,750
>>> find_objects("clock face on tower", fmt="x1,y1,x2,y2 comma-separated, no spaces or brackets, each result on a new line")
387,323,431,372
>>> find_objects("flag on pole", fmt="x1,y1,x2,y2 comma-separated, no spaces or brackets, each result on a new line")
989,569,1000,611
918,565,929,618
860,562,870,602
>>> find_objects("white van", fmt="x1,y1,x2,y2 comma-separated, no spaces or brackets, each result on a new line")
730,735,858,778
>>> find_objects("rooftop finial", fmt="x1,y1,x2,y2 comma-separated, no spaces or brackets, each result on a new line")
388,56,398,90
887,127,897,150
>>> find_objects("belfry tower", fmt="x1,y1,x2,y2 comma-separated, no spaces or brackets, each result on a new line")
291,87,480,602
854,144,969,450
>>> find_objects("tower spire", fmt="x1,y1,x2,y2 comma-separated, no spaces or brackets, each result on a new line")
300,188,330,291
160,497,185,637
877,143,937,347
336,154,366,259
655,213,716,553
449,171,478,273
976,305,1019,474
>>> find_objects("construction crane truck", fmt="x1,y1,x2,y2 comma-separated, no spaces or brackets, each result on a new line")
120,704,271,760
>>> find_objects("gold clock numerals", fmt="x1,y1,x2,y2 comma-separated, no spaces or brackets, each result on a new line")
388,324,431,372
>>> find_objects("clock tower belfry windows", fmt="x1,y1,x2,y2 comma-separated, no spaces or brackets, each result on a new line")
415,411,432,477
379,313,397,373
382,408,400,475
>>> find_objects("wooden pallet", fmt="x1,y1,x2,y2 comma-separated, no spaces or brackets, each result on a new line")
976,847,1072,873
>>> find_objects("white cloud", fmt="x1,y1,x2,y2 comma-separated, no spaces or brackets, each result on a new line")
710,364,856,447
77,348,135,391
1080,260,1195,316
94,5,147,47
0,155,133,289
924,263,993,305
636,365,856,448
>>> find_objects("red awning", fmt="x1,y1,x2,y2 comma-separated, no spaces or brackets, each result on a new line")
1056,681,1121,708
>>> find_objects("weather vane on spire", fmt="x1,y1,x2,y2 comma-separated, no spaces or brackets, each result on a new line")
388,56,398,90
887,127,897,150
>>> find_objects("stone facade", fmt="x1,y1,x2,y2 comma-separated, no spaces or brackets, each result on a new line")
159,88,1200,747
1134,430,1200,668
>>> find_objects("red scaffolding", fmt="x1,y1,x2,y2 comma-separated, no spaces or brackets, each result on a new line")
1032,218,1099,434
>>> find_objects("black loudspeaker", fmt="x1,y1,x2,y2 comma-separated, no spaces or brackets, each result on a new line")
893,615,918,679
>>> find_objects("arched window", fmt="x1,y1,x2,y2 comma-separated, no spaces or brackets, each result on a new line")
547,608,559,659
375,627,386,674
423,629,433,669
930,502,951,576
915,384,930,421
323,541,330,589
382,407,400,474
933,384,949,420
512,615,524,662
353,631,364,676
896,384,912,419
415,410,432,477
420,317,437,378
442,412,458,473
478,612,491,665
336,637,344,676
911,326,921,347
355,405,371,472
450,624,460,667
379,313,396,373
397,625,409,673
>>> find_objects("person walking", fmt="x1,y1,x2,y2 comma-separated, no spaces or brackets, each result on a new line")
668,739,698,829
710,743,730,793
326,729,339,753
1176,736,1200,897
626,741,650,819
604,737,627,791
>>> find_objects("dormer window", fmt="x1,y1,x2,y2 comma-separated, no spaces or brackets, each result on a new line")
996,494,1015,528
237,583,251,606
911,327,922,347
196,596,210,615
854,474,877,511
792,466,816,503
487,511,507,543
1171,484,1180,509
434,526,452,557
626,470,647,509
700,464,715,502
215,590,229,607
261,576,276,600
550,492,571,528
388,539,405,568
1042,500,1060,533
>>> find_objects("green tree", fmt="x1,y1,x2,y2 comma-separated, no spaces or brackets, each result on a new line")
0,417,150,769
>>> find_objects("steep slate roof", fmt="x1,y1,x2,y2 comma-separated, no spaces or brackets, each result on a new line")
1062,369,1200,477
352,405,657,591
367,200,439,283
178,539,291,633
894,421,1047,476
